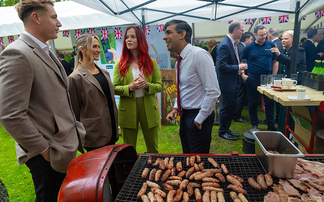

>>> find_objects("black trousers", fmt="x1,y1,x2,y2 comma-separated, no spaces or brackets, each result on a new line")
233,82,247,119
180,109,214,153
25,154,66,202
218,91,237,133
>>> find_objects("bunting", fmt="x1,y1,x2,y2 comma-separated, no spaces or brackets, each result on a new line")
75,29,82,38
261,17,271,24
114,27,123,39
315,9,324,18
228,20,233,24
145,25,151,35
244,19,254,25
8,36,14,44
88,28,96,35
0,37,3,46
302,16,306,21
101,28,109,40
62,30,69,37
278,15,289,23
156,24,164,32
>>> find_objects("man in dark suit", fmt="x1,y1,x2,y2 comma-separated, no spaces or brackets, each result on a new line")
233,32,254,123
0,1,85,201
209,39,217,66
316,34,324,60
302,29,321,72
58,53,73,76
216,21,247,140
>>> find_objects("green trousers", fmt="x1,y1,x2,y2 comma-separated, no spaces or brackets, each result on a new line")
121,97,159,153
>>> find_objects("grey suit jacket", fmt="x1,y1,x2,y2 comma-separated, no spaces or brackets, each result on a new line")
0,33,86,173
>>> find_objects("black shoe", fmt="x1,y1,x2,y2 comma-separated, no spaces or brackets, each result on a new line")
267,125,277,131
233,117,248,123
219,132,237,141
228,130,240,137
259,119,267,124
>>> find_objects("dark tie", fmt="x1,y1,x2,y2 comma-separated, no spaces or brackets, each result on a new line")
177,56,182,117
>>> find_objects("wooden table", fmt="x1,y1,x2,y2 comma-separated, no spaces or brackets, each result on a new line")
257,85,324,154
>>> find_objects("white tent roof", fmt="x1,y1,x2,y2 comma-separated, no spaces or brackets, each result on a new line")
0,1,133,37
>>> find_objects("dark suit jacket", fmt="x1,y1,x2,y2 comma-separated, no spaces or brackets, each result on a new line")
210,46,217,65
216,36,239,92
276,47,307,84
302,40,321,72
273,38,284,74
237,42,246,84
60,59,73,76
316,39,324,60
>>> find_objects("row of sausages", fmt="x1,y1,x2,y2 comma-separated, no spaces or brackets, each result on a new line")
248,174,273,191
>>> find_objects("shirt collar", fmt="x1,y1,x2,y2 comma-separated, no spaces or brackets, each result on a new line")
179,43,191,60
272,38,278,42
308,39,314,43
23,31,51,55
227,34,236,46
241,42,246,47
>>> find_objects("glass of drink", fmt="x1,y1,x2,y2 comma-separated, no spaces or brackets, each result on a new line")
267,74,273,89
260,75,267,87
291,74,298,86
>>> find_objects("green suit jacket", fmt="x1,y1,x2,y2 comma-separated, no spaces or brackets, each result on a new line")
113,58,162,129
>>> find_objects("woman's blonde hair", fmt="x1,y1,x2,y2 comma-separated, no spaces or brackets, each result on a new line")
74,34,100,70
283,30,294,38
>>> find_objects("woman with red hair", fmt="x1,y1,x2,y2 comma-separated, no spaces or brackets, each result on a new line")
113,25,162,153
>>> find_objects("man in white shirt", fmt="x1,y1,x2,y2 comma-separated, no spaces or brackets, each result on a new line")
164,20,220,153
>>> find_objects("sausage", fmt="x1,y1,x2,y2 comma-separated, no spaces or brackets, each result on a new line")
186,157,190,167
194,163,200,171
141,194,150,202
147,156,153,165
226,175,243,188
264,173,273,186
229,174,244,183
202,182,220,188
182,192,189,202
202,190,210,202
161,169,171,181
155,170,162,182
196,155,201,163
178,170,186,178
166,180,182,186
208,158,220,168
230,191,241,202
165,157,169,168
168,157,174,169
137,182,147,198
148,191,157,202
227,184,248,195
146,180,160,189
238,193,249,202
248,177,261,191
189,182,201,187
215,173,226,183
198,162,204,171
151,188,166,198
185,167,195,179
187,184,193,196
203,168,222,174
221,164,229,175
202,177,219,183
195,171,214,181
167,190,177,202
189,172,202,180
179,179,189,191
210,191,217,202
174,189,183,202
217,192,225,202
202,186,224,192
257,174,268,190
154,194,164,202
194,188,202,202
169,176,182,181
176,162,182,172
152,158,161,167
171,167,177,176
190,156,195,166
142,168,150,179
162,183,174,191
149,168,157,181
160,159,166,170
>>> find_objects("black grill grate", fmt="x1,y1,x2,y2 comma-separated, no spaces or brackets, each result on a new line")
114,154,324,202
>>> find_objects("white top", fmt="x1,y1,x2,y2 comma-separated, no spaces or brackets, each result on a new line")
174,43,221,124
132,66,144,98
23,31,51,56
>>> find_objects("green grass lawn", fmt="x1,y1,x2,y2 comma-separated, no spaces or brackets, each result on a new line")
0,106,267,201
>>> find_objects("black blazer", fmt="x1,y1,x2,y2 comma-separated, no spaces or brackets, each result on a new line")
60,60,73,76
237,42,245,84
316,39,324,60
210,46,217,66
273,38,284,74
302,40,320,72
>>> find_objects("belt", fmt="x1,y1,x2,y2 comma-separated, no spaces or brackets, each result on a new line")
182,108,200,113
247,73,257,76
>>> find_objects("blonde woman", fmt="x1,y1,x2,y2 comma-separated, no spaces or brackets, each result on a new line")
68,34,118,152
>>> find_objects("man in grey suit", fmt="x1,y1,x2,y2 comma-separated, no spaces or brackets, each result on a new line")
0,1,85,201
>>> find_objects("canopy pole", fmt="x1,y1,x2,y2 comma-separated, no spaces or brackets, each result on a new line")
290,0,301,76
192,23,195,44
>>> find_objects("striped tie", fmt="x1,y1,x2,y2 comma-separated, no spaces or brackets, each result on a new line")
234,44,240,64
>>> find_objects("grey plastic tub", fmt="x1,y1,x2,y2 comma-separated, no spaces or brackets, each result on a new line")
253,131,304,178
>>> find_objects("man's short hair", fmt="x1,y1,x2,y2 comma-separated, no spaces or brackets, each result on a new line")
240,32,253,43
15,0,54,22
58,53,64,58
307,29,317,39
269,28,279,37
300,37,307,43
254,25,266,34
163,19,192,43
229,21,242,34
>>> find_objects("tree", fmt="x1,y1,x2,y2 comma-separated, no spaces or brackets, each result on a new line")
0,0,66,7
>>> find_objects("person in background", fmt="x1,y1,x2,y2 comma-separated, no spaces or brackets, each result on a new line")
113,25,162,153
170,51,177,69
302,29,321,72
216,21,247,141
209,39,217,66
0,1,85,201
240,25,278,131
271,30,306,84
57,53,73,76
316,33,324,60
233,32,254,123
68,34,118,152
165,20,220,153
299,37,307,46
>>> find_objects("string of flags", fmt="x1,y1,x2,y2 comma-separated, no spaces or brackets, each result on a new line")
315,9,324,18
114,27,123,40
278,15,289,23
0,37,3,46
88,28,95,35
75,29,82,38
101,28,109,40
62,30,69,37
156,24,164,32
244,19,254,25
8,36,14,44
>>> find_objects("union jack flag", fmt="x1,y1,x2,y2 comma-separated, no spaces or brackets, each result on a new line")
88,28,96,35
261,17,271,24
302,16,306,21
145,25,151,35
156,24,164,32
8,36,14,44
315,9,324,18
101,28,109,40
0,37,3,46
114,27,123,40
228,20,233,24
278,15,289,23
244,18,254,25
75,29,82,38
62,30,69,37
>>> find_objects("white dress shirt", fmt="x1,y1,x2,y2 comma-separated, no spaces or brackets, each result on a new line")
23,31,51,55
174,43,221,124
